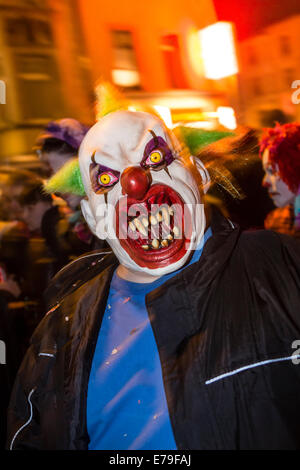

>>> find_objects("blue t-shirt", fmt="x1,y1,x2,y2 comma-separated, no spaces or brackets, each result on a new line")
87,228,212,450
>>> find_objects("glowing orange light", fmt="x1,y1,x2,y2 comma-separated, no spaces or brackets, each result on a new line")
153,105,173,128
199,22,238,79
184,121,215,130
111,69,140,87
217,106,237,130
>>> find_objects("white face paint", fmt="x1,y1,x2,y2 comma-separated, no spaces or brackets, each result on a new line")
262,149,296,208
79,111,209,277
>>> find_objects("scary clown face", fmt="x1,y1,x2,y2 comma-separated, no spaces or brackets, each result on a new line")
79,111,210,277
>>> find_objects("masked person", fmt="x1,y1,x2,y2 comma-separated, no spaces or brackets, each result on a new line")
6,111,300,450
36,118,89,176
260,122,300,238
36,118,103,252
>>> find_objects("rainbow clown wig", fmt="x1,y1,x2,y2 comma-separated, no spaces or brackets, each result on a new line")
259,122,300,194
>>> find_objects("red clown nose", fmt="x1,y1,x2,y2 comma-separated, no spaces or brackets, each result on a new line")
120,166,151,200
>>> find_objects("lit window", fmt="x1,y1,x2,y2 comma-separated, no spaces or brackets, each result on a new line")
111,30,141,89
5,18,53,47
198,22,238,79
217,106,237,130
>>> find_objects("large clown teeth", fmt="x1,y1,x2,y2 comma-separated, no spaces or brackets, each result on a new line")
129,221,136,232
151,239,160,249
142,217,149,227
133,218,147,237
149,214,158,226
161,207,170,225
156,212,163,223
173,226,180,238
129,204,175,238
125,200,183,252
115,182,192,272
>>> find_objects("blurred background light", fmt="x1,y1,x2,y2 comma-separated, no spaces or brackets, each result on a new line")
199,21,238,79
111,69,141,87
152,105,173,128
217,106,237,129
181,121,215,129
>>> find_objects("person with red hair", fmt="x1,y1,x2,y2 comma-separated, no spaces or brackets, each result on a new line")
259,122,300,238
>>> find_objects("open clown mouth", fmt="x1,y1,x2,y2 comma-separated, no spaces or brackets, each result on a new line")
116,184,192,269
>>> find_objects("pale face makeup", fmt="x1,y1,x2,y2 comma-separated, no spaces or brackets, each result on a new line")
262,149,296,208
40,151,71,174
79,111,208,280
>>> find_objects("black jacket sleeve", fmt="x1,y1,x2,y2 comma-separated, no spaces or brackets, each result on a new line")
6,312,59,450
6,344,42,450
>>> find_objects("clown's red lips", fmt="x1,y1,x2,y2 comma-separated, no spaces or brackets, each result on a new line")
116,184,192,269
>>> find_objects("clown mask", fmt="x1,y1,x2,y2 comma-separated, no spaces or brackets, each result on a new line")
79,111,210,278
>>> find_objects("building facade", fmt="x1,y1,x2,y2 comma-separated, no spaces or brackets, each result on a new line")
0,0,237,160
0,0,93,160
76,0,217,93
238,14,300,128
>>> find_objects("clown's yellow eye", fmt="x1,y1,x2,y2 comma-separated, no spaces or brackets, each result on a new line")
144,150,165,170
97,172,119,188
90,159,120,195
99,173,111,185
149,151,162,164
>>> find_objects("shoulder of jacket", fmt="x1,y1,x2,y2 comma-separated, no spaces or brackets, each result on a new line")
238,228,300,258
239,228,280,245
43,248,116,311
53,248,113,277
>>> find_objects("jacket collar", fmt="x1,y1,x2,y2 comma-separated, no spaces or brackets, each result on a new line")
145,207,240,360
146,207,240,301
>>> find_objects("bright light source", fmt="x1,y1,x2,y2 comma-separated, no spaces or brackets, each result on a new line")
112,69,140,87
153,105,173,128
199,22,238,79
184,121,215,130
203,111,218,118
217,106,237,129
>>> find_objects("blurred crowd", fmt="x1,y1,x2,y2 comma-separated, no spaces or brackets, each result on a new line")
0,118,109,447
0,113,300,448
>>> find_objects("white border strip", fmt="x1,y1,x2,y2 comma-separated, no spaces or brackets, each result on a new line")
10,388,35,450
227,219,235,229
38,352,55,358
205,355,300,385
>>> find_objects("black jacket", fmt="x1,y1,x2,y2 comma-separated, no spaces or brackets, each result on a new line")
6,210,300,450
